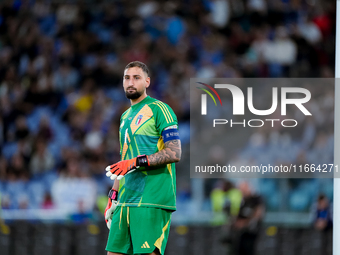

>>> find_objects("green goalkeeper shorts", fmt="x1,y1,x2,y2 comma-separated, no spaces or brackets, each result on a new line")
106,206,172,255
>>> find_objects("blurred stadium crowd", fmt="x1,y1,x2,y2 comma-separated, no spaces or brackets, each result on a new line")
0,0,336,217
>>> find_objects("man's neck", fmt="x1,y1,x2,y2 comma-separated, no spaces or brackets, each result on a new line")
130,93,148,106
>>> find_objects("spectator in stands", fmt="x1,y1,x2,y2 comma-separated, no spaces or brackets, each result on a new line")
298,15,322,45
72,78,95,113
52,61,79,92
60,157,81,178
64,108,87,142
84,115,104,154
51,158,96,214
8,153,28,181
16,138,32,166
264,26,297,76
42,192,54,209
36,115,53,142
0,116,3,146
314,194,332,231
29,138,55,175
0,156,7,180
14,115,30,141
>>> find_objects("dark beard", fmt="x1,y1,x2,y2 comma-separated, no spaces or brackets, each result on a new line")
125,90,142,99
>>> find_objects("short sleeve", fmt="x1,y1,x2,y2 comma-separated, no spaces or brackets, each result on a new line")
152,101,178,134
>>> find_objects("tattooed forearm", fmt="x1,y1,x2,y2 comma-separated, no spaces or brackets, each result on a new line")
148,149,176,166
148,139,181,167
165,139,181,160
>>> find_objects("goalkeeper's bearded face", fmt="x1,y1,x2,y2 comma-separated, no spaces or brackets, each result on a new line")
123,67,150,100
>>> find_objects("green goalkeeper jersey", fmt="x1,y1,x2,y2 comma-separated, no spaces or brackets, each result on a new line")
117,96,178,211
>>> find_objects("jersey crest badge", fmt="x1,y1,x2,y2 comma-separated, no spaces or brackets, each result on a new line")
136,115,143,125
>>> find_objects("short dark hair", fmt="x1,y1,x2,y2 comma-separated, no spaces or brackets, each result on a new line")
318,194,326,201
124,61,150,77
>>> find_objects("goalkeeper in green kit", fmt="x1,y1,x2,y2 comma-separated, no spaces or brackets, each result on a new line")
104,61,181,255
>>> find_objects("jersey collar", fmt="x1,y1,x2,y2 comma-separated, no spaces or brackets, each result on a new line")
131,95,150,110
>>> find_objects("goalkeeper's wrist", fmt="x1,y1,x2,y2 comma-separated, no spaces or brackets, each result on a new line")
136,155,149,167
108,189,118,201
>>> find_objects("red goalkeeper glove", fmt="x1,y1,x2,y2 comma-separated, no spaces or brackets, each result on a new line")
104,188,118,229
105,155,149,181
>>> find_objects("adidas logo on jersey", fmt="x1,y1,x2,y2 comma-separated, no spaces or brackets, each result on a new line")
141,241,150,248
